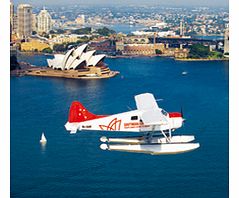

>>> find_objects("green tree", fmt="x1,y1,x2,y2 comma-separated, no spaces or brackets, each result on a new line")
96,27,116,36
72,27,92,34
42,47,53,53
49,30,56,34
155,49,162,54
56,29,66,34
188,44,210,58
53,43,66,52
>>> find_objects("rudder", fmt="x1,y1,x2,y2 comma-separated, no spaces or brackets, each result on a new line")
68,101,105,123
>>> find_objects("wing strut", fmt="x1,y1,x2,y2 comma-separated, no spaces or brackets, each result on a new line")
161,130,171,143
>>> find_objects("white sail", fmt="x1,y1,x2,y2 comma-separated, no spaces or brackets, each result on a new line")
40,133,47,143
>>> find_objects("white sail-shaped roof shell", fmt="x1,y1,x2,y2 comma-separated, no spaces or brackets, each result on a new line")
47,59,54,67
72,44,87,58
61,48,74,70
65,55,75,70
80,50,96,65
70,59,86,70
65,45,88,70
46,44,107,70
64,44,89,69
47,54,64,68
88,54,106,66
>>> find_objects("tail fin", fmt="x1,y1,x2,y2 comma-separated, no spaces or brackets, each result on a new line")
68,101,104,123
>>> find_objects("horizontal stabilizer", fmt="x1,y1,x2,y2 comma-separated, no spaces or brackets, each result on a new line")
65,122,80,132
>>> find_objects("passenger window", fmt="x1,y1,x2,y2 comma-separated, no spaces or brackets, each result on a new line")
131,116,138,120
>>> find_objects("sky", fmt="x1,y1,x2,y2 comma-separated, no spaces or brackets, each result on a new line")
12,0,228,7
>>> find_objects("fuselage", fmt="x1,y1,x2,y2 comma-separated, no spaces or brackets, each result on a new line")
65,108,184,133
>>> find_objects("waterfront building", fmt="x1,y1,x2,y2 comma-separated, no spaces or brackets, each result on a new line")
47,44,106,70
17,4,32,39
224,25,229,55
123,36,149,44
37,8,52,34
49,34,79,45
174,48,189,58
89,39,116,55
20,39,50,52
116,41,124,52
122,43,165,56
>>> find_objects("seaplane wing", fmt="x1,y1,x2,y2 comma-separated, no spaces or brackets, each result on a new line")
135,93,167,125
135,93,158,110
141,109,168,125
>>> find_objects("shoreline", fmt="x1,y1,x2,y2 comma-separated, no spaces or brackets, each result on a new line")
18,51,228,62
175,58,229,61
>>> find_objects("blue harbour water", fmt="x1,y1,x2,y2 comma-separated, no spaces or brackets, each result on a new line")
11,55,229,198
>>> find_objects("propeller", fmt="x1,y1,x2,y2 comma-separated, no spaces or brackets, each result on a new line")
181,107,186,126
180,106,184,118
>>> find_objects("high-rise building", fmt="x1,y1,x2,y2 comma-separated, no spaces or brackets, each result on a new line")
37,8,52,34
17,4,32,39
12,15,18,34
32,14,37,32
179,19,185,37
75,15,85,25
224,24,229,54
10,1,14,29
10,1,14,41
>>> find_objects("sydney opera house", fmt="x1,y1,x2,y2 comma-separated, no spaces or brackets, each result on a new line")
47,44,106,70
27,44,118,79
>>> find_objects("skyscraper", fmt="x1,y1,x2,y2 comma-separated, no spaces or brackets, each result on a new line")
10,1,14,29
37,8,52,34
10,1,14,41
180,19,184,37
32,14,37,32
17,4,32,39
75,15,85,25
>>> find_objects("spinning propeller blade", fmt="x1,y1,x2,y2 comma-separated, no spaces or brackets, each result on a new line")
181,107,186,127
181,106,184,118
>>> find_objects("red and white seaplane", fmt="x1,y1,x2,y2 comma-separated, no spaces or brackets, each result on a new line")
65,93,200,155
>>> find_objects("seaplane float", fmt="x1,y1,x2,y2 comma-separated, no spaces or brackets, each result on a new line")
65,93,200,155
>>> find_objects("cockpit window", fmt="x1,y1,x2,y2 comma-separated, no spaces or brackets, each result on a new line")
161,109,168,116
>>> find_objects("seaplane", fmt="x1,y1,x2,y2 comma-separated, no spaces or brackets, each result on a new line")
65,93,200,155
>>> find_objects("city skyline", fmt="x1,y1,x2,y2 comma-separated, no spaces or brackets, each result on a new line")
13,0,228,7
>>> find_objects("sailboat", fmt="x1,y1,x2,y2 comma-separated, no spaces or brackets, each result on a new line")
40,132,47,143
